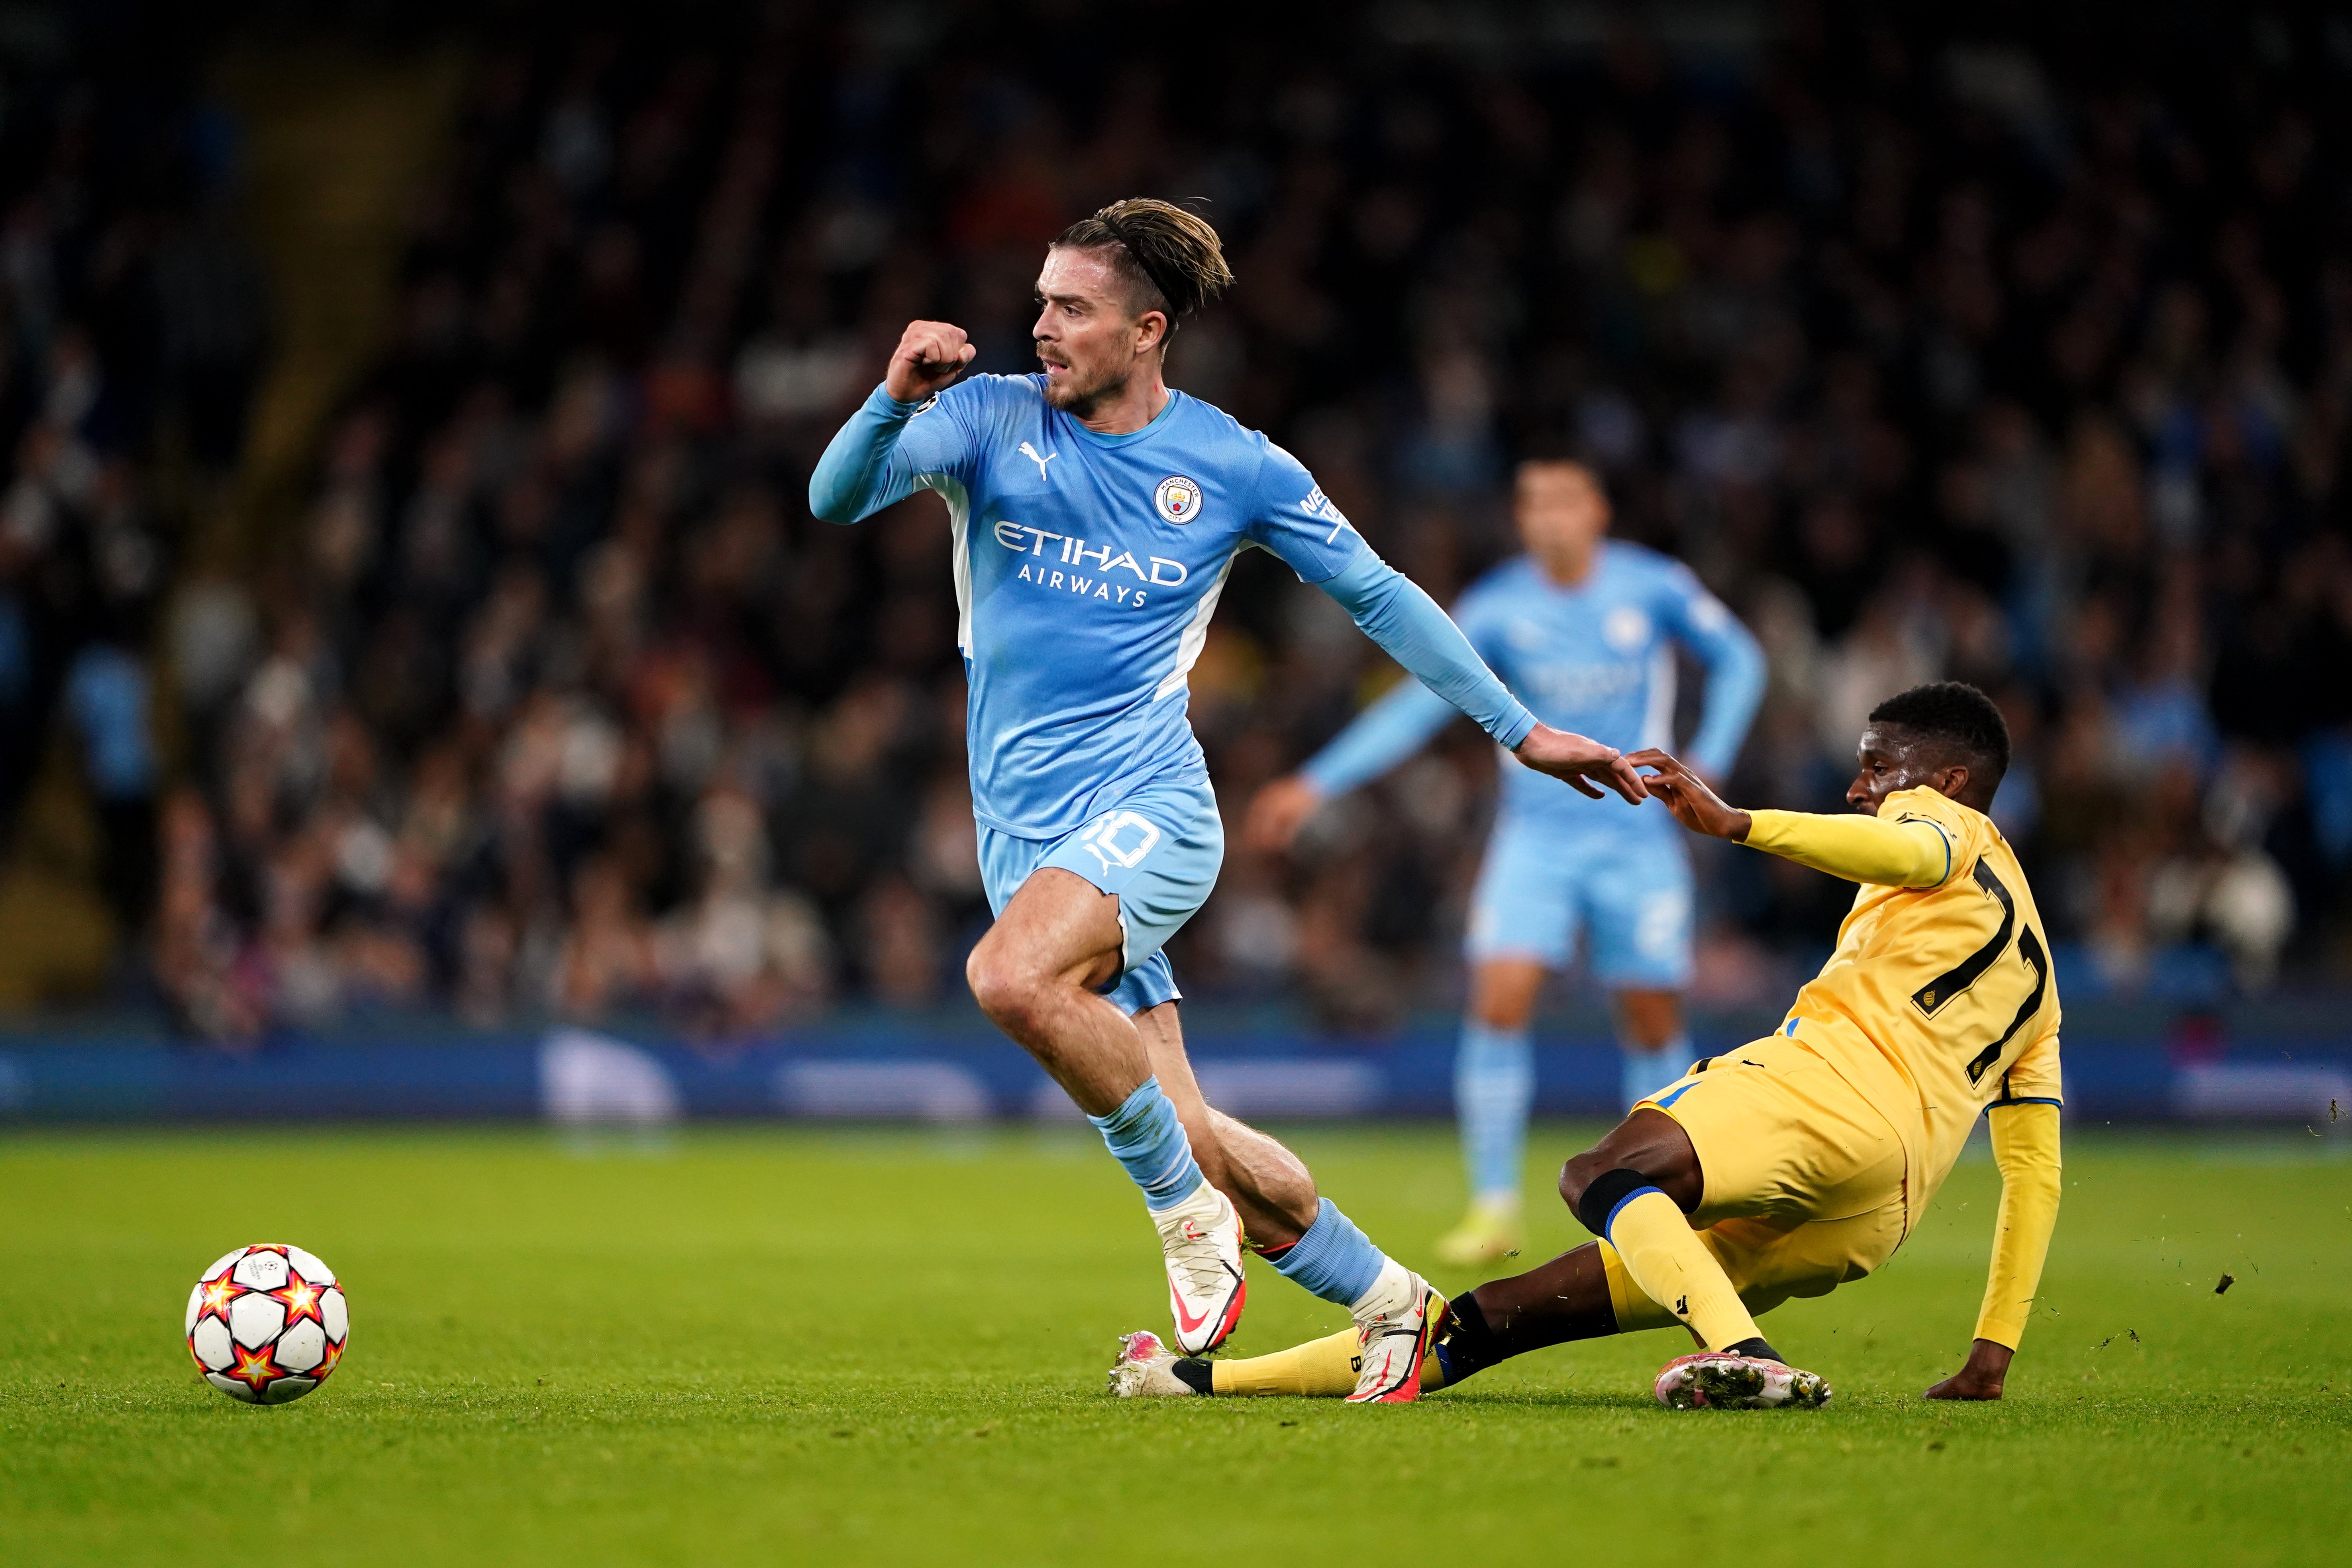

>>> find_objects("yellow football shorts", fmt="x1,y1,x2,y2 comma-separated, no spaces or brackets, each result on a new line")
1600,1035,1910,1333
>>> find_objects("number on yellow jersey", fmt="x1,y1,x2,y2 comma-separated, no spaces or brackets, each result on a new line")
1908,860,2050,1086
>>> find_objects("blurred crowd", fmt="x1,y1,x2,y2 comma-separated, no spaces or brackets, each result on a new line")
0,11,267,988
24,4,2352,1037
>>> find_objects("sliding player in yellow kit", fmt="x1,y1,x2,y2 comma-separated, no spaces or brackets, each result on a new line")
1110,682,2062,1408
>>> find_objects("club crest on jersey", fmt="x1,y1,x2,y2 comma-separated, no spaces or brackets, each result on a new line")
1154,475,1203,525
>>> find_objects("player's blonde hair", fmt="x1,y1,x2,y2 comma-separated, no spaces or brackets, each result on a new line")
1053,198,1233,330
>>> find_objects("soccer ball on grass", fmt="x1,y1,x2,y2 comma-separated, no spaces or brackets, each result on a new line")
185,1244,349,1404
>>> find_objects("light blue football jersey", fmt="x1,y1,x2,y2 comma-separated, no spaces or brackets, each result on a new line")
1305,543,1765,837
836,374,1367,838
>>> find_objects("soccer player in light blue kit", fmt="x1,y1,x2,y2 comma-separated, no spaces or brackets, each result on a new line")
808,199,1644,1401
1249,459,1764,1266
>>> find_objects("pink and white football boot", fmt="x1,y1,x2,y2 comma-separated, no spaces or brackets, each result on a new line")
1346,1268,1440,1403
1105,1330,1199,1397
1154,1183,1247,1355
1653,1351,1832,1410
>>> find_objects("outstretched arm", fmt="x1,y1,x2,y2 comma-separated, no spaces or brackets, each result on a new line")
1629,750,1952,887
1927,1099,2062,1400
807,321,977,525
1316,551,1644,803
1314,551,1529,746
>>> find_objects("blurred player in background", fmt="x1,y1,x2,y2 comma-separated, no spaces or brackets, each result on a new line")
1125,683,2061,1409
1248,460,1764,1266
810,198,1644,1401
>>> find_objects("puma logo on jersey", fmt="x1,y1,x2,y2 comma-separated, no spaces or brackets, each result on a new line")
1018,441,1057,481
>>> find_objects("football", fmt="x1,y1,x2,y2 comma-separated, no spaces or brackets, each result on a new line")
184,1245,349,1404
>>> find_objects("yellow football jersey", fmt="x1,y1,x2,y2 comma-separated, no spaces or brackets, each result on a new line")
1774,785,2063,1230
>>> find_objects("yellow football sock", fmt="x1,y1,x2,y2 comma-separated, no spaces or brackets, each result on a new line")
1208,1319,1450,1396
1210,1327,1358,1395
1603,1189,1761,1352
1597,1238,1679,1332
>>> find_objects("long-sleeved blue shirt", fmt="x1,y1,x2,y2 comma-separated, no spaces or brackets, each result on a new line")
810,376,1534,837
1302,545,1765,838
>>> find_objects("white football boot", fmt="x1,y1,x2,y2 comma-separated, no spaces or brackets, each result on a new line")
1154,1183,1247,1354
1106,1330,1198,1397
1346,1264,1440,1403
1653,1351,1833,1410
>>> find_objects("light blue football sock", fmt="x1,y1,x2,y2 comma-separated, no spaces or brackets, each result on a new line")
1086,1076,1205,1211
1622,1033,1690,1113
1268,1197,1387,1306
1456,1020,1534,1204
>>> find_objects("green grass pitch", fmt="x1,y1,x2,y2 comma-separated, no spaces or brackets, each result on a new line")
3,1121,2347,1566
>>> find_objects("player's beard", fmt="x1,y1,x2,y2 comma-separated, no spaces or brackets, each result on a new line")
1039,353,1126,416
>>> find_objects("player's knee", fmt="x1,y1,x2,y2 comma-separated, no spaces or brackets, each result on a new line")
1556,1151,1603,1216
1563,1160,1671,1239
964,942,1044,1030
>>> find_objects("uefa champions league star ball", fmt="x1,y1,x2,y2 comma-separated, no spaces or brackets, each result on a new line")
184,1245,349,1404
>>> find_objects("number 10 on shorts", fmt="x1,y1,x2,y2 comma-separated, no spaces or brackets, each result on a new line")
1079,810,1162,875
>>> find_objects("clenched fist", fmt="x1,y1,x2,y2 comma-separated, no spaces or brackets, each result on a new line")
886,320,978,403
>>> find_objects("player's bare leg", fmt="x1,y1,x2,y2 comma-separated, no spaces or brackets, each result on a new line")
964,869,1149,1115
1556,1106,1706,1213
974,868,1431,1388
969,869,1250,1351
1133,1001,1318,1246
1561,1110,1829,1408
1132,974,1437,1399
967,875,1322,1245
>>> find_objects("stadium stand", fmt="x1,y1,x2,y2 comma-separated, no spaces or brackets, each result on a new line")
11,6,2352,1042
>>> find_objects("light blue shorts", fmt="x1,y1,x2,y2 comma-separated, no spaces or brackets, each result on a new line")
976,772,1223,1016
1463,816,1693,988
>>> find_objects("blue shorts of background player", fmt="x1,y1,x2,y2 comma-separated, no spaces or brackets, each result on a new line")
1464,819,1694,991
